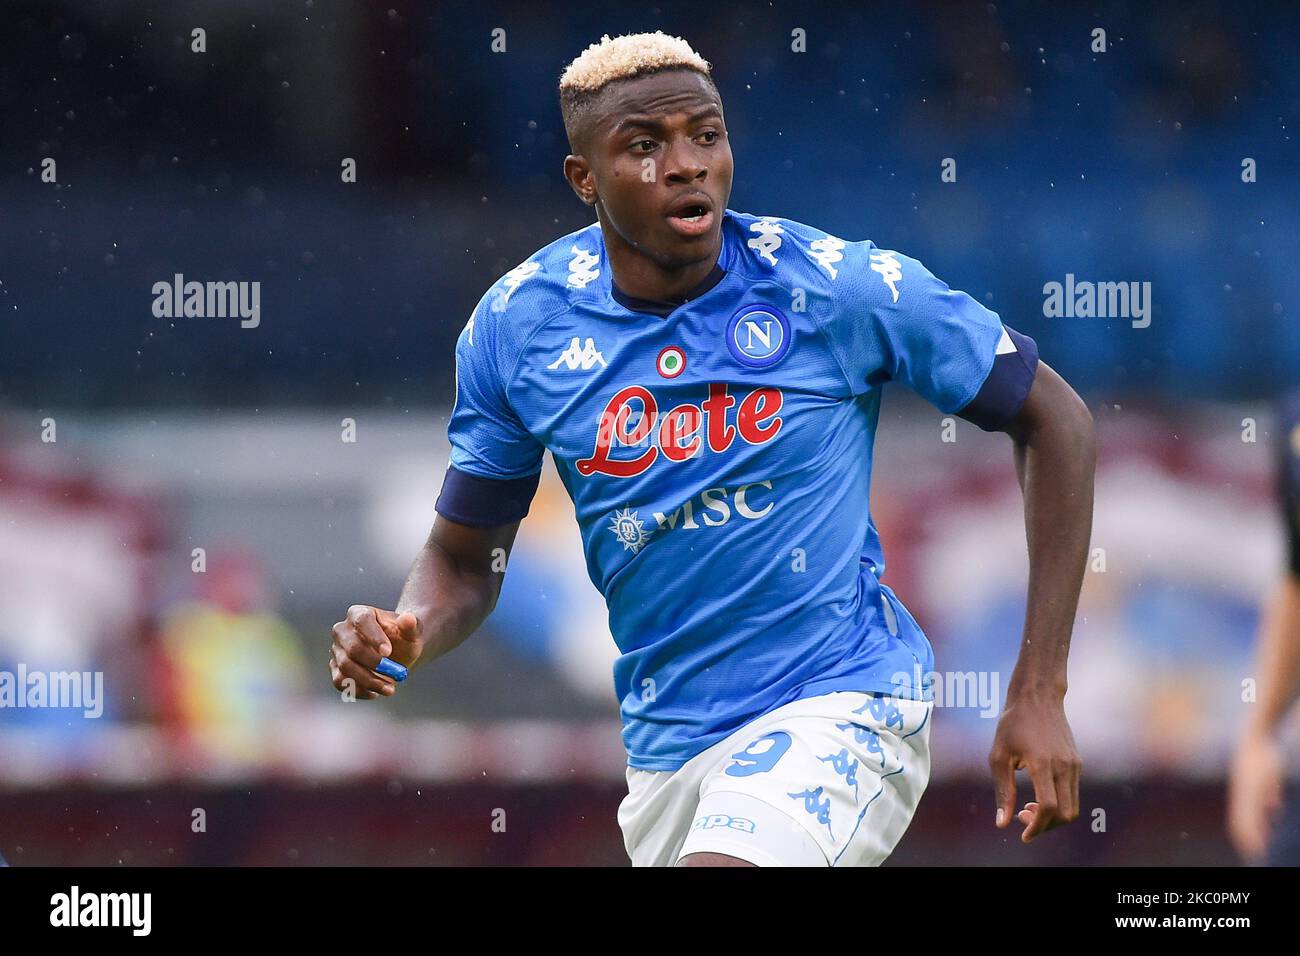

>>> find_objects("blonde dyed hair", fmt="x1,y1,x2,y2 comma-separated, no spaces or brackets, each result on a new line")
559,32,714,147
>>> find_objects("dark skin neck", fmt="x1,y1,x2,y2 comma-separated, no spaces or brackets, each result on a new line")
594,202,722,302
562,70,734,303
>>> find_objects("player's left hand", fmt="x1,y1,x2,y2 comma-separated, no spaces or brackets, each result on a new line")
1226,731,1284,861
988,691,1082,843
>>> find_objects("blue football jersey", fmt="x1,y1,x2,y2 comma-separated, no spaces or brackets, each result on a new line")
439,209,1036,770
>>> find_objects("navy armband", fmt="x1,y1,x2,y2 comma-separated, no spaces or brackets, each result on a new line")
957,326,1039,431
435,465,541,527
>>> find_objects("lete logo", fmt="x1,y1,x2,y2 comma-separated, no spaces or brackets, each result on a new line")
576,383,783,478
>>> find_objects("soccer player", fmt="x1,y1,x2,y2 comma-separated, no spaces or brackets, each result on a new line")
1227,392,1300,864
330,32,1096,866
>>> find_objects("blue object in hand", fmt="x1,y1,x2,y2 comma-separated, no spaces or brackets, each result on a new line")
376,657,408,682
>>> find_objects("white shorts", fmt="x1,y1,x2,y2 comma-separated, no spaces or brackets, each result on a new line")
617,690,933,867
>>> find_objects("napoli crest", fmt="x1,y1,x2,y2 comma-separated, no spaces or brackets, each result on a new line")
726,303,792,369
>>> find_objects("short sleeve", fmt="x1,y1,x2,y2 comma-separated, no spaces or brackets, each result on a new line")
444,299,544,481
825,244,1024,418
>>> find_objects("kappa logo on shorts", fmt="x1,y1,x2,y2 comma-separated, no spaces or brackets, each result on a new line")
854,695,905,730
788,785,834,839
836,722,886,767
693,814,757,833
819,747,862,802
725,730,792,777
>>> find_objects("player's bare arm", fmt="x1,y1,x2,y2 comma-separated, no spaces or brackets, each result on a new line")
1227,396,1300,861
989,362,1095,842
1228,573,1300,859
329,517,521,700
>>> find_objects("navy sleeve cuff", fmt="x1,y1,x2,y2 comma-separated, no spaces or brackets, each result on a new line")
957,326,1039,431
435,465,541,527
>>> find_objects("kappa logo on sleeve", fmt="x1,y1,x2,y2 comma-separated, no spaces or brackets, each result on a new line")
566,245,601,289
808,235,846,279
869,250,903,302
747,218,784,266
490,260,541,312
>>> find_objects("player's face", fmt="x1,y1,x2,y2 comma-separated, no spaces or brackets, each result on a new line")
586,70,733,270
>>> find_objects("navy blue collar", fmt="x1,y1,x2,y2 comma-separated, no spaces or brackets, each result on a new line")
611,262,728,318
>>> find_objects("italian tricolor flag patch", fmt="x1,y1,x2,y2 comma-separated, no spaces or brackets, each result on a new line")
657,346,686,378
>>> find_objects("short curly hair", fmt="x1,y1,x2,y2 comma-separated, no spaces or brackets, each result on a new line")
559,32,715,150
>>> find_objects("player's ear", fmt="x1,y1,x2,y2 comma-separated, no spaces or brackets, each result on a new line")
563,154,598,206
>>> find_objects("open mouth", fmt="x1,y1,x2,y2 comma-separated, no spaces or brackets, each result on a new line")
665,196,715,237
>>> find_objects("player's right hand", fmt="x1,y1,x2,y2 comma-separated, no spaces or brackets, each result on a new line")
1227,731,1284,861
329,604,423,700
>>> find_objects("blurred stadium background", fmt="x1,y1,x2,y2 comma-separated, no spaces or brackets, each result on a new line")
0,0,1296,864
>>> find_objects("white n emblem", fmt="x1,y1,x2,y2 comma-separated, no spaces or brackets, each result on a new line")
744,319,773,350
547,337,607,371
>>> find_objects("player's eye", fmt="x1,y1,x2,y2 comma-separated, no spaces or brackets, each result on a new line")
631,139,658,153
697,130,720,145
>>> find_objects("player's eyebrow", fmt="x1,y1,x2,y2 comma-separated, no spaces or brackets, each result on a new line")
611,107,722,137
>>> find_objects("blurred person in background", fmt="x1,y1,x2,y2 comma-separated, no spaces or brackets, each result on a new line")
1228,391,1300,864
157,548,308,767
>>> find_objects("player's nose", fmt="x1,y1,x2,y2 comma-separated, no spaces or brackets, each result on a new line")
663,142,708,184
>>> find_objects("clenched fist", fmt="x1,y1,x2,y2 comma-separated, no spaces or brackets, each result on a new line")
329,605,423,700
